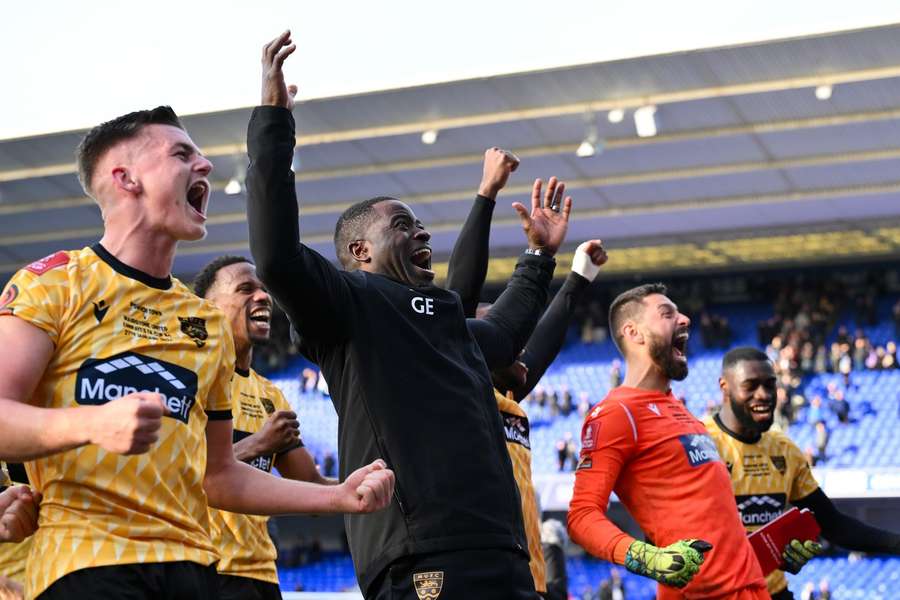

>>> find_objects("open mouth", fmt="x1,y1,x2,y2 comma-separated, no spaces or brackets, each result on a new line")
249,307,271,325
410,247,434,275
749,403,775,417
672,331,689,360
187,181,209,217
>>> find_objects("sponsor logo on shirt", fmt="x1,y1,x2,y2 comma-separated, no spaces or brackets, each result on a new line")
260,397,276,415
75,351,198,424
500,411,531,449
233,430,275,472
735,493,786,527
577,456,593,470
24,251,69,276
678,433,722,468
413,571,444,599
648,403,661,416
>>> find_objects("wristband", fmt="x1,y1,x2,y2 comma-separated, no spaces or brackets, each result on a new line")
572,246,602,281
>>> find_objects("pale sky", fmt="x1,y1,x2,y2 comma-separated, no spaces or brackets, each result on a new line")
3,0,900,140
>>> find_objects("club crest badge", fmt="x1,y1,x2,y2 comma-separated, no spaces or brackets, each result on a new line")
413,571,444,599
178,316,208,348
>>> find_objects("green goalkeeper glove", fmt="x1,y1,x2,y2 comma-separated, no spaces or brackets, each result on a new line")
781,539,823,574
624,539,713,587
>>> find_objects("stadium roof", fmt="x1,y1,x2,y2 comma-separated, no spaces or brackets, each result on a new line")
3,23,900,281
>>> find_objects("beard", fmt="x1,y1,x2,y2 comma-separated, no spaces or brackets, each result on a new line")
648,331,689,381
727,391,773,434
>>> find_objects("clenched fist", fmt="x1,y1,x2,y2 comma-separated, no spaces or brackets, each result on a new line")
332,460,395,514
87,393,167,454
255,410,301,455
478,147,520,200
0,486,40,544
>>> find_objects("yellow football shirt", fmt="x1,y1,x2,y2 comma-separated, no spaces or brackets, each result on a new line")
0,463,31,586
208,368,298,584
704,414,820,595
0,245,235,598
495,390,546,593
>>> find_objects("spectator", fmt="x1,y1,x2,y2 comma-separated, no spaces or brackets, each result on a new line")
800,581,816,600
830,390,850,424
577,392,591,418
807,395,825,425
609,360,622,389
815,421,830,464
839,346,853,386
560,386,573,417
800,341,815,374
885,341,898,369
818,578,831,600
894,299,900,338
852,332,869,371
540,519,569,600
323,452,337,478
813,344,828,374
774,387,792,431
804,445,817,467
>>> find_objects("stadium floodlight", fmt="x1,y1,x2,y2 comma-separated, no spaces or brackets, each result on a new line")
224,177,243,196
607,108,625,123
634,105,658,138
420,129,439,145
575,123,601,158
815,84,833,100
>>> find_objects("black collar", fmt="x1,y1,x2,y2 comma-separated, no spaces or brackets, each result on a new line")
91,243,172,290
235,367,251,378
714,413,761,444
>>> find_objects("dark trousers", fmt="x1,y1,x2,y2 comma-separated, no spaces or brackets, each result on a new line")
38,561,219,600
217,573,283,600
368,548,539,600
771,588,795,600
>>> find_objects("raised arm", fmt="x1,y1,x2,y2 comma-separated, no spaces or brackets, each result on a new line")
466,178,571,368
446,148,519,317
246,31,353,344
509,240,607,400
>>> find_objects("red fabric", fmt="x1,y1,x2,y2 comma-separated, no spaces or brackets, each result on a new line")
568,387,766,599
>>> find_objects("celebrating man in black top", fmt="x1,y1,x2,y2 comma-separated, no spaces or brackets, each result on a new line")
247,31,573,600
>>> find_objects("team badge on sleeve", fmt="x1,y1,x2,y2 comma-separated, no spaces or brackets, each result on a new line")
582,422,599,450
413,571,444,599
24,251,69,275
0,283,18,314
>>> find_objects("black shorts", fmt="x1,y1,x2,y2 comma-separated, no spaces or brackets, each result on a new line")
368,548,539,600
770,588,795,600
38,561,219,600
217,573,282,600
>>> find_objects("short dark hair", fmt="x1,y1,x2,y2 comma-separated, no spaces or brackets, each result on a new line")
722,346,771,374
76,106,184,196
193,255,252,299
608,283,668,354
333,196,394,269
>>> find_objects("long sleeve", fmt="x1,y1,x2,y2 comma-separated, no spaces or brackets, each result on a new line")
567,404,638,565
445,195,496,318
794,488,900,553
511,271,590,401
245,106,354,344
466,252,555,369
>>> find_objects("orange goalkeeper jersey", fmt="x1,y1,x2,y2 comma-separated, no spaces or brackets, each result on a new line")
568,387,765,599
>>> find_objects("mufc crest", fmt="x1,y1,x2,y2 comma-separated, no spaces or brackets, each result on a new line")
178,316,208,348
770,455,787,474
413,571,444,600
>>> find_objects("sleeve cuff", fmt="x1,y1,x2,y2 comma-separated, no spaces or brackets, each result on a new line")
276,439,305,457
205,409,233,421
614,536,636,565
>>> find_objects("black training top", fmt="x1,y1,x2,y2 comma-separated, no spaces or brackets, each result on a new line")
246,106,556,593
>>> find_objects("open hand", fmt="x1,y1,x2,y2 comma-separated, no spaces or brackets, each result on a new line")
261,30,298,110
512,177,572,257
